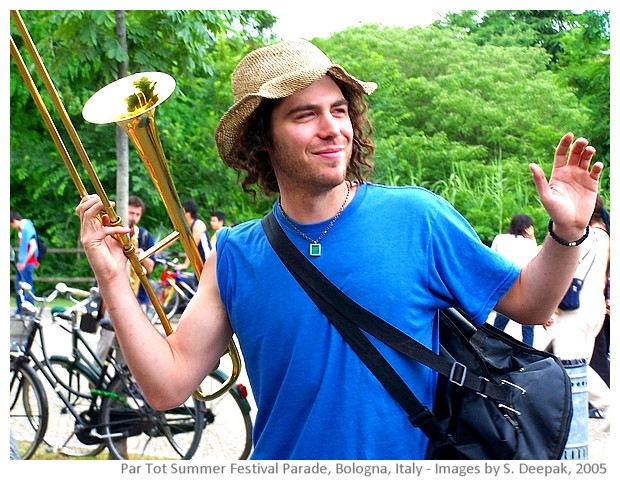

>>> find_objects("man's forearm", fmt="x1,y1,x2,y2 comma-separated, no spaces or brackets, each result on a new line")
496,227,585,325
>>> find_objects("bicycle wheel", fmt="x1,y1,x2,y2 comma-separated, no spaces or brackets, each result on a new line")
148,282,180,322
193,370,253,460
38,358,107,457
100,372,204,460
10,356,48,459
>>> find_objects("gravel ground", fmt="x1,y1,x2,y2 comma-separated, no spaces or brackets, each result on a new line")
587,415,610,461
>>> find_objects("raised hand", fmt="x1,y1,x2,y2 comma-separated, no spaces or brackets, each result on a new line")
529,132,603,240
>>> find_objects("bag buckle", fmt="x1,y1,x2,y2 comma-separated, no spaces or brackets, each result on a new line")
476,377,489,398
498,380,525,416
449,361,467,386
498,404,522,416
501,379,526,394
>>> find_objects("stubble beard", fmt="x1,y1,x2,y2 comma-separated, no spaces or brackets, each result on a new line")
272,144,351,197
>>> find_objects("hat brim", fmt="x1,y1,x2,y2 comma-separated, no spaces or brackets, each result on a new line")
215,64,376,169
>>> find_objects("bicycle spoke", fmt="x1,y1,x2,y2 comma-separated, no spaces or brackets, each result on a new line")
10,359,48,459
101,373,204,459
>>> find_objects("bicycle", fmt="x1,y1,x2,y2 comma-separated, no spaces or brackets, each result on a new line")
10,280,254,460
147,254,198,322
10,281,205,460
145,253,255,459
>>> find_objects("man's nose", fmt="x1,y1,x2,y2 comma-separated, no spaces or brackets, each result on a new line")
317,113,340,137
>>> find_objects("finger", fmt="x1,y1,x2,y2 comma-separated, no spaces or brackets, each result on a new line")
553,132,574,167
76,194,100,215
566,137,590,165
103,225,132,238
589,161,604,181
83,198,105,221
529,163,549,199
578,145,596,168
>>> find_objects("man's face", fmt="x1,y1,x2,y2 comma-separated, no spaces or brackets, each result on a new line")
268,75,353,195
127,205,143,229
210,216,224,231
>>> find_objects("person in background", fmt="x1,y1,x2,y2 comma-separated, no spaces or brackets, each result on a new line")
544,195,610,431
10,427,20,460
10,211,39,315
177,199,212,270
209,211,226,249
76,39,603,459
97,194,156,357
126,195,156,309
96,195,156,459
589,202,610,390
490,214,539,346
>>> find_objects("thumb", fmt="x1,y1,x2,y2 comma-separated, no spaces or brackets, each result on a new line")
529,163,549,202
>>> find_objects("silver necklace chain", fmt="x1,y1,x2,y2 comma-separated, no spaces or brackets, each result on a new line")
279,182,351,257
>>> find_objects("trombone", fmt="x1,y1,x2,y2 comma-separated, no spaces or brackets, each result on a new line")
10,10,241,401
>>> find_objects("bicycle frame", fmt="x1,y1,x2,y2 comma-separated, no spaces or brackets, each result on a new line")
158,260,197,302
11,290,122,449
11,284,136,450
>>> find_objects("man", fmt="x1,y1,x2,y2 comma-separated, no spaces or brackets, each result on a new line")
126,195,156,309
77,39,603,459
209,211,226,249
10,211,39,315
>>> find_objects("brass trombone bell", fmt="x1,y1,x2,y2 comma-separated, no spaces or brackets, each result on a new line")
83,72,176,125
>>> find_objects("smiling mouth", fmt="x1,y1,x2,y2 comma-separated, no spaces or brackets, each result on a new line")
314,147,344,157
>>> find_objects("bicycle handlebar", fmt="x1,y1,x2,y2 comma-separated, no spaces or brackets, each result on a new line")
155,256,180,268
55,282,92,298
18,281,60,305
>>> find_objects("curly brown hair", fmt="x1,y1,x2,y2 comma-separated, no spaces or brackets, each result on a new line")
230,74,375,198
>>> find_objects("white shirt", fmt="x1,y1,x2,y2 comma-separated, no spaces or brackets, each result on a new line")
490,233,538,267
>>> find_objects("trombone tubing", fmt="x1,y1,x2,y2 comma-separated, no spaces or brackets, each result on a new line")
10,10,174,336
10,10,120,226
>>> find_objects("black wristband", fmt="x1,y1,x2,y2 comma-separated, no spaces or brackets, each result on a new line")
547,219,589,247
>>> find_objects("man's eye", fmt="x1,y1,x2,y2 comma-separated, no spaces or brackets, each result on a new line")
295,111,314,120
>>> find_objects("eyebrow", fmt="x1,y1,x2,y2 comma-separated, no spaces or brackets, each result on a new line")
285,98,349,116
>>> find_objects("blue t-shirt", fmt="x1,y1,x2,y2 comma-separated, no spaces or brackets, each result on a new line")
216,183,519,459
17,219,38,263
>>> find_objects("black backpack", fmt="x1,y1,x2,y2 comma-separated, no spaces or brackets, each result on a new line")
33,223,47,263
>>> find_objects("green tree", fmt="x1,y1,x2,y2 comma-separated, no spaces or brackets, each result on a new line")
10,12,607,285
432,10,610,195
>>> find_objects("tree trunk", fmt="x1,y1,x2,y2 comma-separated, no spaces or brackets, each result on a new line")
115,10,129,224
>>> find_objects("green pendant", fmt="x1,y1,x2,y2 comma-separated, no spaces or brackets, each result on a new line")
310,243,321,257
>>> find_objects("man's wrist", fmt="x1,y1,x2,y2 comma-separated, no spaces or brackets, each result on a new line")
547,220,589,247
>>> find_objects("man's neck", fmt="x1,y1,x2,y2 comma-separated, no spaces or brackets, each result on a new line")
279,181,354,224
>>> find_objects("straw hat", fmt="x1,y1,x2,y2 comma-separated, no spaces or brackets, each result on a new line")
215,39,377,168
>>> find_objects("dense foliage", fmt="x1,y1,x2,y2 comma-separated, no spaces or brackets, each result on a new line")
9,10,609,284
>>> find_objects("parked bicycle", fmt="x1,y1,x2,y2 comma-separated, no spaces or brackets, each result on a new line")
145,253,255,459
10,280,254,460
146,254,198,322
10,281,204,460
